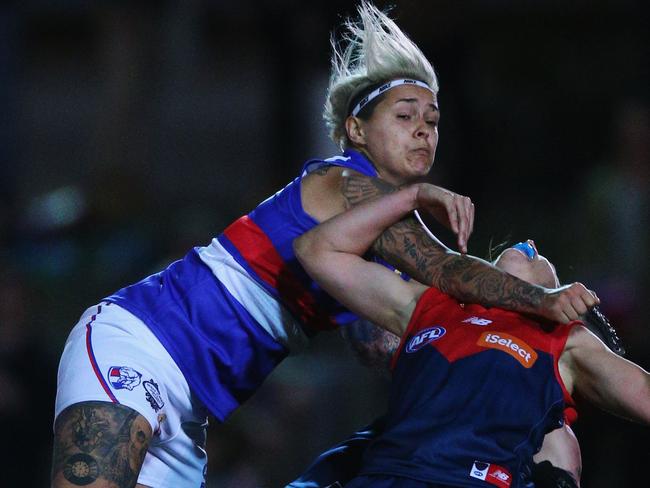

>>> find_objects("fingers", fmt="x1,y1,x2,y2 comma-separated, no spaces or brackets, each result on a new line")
416,184,474,254
570,282,599,312
551,282,599,324
447,197,460,235
455,195,473,254
468,199,475,238
452,196,465,252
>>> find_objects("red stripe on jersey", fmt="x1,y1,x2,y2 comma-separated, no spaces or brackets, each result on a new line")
223,216,337,331
394,287,569,368
85,306,119,403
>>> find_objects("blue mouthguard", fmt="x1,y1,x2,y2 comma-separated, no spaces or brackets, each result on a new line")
512,241,536,260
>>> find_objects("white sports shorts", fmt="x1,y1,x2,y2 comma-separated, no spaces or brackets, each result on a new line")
54,302,209,487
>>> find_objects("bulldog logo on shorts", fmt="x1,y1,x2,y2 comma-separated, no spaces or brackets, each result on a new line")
143,379,164,412
107,366,142,391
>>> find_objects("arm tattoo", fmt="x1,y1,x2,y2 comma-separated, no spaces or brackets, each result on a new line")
341,174,545,313
341,173,397,208
52,401,151,487
341,319,400,375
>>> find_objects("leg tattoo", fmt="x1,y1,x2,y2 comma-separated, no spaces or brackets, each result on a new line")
52,401,152,487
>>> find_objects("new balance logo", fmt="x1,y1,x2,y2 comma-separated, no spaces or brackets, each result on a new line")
470,461,512,487
463,316,492,326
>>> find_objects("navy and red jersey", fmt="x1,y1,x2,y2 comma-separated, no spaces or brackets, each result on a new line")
106,149,383,421
356,287,578,488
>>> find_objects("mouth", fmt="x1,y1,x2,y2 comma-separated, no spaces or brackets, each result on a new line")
411,147,432,159
511,241,537,260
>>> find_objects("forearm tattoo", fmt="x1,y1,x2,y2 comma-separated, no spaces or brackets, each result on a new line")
341,174,545,313
52,401,150,487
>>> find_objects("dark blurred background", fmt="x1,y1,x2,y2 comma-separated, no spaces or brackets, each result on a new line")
1,0,648,486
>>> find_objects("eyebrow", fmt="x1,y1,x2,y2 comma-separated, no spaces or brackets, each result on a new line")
394,98,439,111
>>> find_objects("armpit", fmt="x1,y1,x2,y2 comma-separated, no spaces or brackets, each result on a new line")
341,319,401,374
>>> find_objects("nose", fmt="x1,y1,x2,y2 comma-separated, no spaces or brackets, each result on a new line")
414,118,433,140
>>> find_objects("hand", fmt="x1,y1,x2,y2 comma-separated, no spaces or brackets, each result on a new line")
415,183,475,253
541,282,600,324
531,460,579,488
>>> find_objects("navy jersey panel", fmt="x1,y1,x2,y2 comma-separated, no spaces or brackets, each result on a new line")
358,287,575,487
287,416,386,488
346,475,455,488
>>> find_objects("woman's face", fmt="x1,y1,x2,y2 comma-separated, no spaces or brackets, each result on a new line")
352,84,439,186
494,240,560,289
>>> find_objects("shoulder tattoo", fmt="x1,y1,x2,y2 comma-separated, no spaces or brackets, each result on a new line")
341,173,397,208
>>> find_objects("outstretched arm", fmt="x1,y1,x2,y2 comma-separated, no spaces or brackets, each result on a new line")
340,173,598,323
560,325,650,425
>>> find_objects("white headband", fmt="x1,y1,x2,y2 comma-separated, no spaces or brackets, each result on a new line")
350,78,434,117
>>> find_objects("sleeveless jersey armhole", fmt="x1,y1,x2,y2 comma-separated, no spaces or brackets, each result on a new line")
552,321,583,425
390,286,449,371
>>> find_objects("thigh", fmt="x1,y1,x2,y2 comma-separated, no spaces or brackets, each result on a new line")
52,401,151,487
54,303,168,432
54,303,209,487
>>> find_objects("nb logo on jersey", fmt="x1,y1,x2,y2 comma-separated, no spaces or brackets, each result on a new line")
406,327,446,353
477,332,538,368
463,316,493,326
470,460,512,487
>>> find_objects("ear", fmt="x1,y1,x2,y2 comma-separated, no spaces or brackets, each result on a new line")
345,116,367,146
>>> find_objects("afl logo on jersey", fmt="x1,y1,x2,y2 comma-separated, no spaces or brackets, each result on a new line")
406,327,446,353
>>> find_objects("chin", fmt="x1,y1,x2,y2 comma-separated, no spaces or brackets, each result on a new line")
410,162,433,178
409,153,434,169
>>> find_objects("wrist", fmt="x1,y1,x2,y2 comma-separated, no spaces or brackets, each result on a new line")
530,286,551,313
411,183,427,210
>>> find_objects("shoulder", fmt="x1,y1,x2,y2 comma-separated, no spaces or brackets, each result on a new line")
301,163,347,189
564,323,605,351
301,165,366,222
561,324,610,372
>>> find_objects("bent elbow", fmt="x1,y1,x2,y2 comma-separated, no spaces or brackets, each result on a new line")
294,233,325,273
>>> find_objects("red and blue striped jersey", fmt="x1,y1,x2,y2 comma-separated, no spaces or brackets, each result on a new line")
106,150,378,421
358,286,578,488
